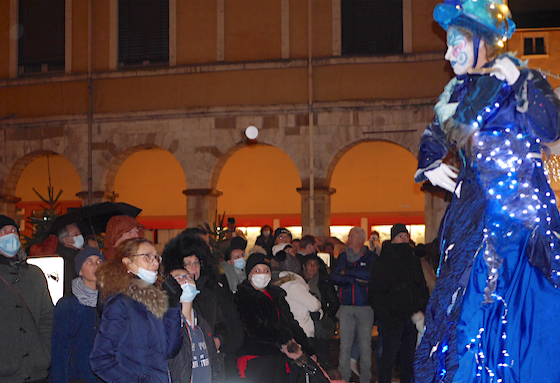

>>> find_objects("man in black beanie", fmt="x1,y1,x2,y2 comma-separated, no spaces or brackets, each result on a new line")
369,224,429,383
0,215,54,383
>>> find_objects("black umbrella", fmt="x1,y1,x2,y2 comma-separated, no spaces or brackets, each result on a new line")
49,202,142,236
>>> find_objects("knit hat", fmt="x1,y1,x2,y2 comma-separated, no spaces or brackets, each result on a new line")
272,242,292,257
75,246,104,275
274,227,292,241
390,223,409,240
230,236,247,251
245,253,271,277
0,215,19,233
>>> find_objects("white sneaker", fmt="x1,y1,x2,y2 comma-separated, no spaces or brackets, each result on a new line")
350,358,360,376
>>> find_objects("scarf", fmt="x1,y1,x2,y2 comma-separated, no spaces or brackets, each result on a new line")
346,246,366,263
72,277,99,307
307,273,321,301
221,261,246,292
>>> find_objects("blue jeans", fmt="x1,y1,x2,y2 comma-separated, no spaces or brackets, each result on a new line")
338,305,374,383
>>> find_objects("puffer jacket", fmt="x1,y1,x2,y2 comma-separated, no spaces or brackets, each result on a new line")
274,271,321,337
0,248,54,383
90,269,182,383
331,248,376,307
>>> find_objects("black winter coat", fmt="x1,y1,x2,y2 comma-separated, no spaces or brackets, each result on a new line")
316,271,340,319
235,280,315,357
369,242,429,327
168,311,224,383
194,275,228,347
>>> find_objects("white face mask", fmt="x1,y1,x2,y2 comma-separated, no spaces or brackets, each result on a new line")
233,257,246,270
73,235,85,249
251,274,271,289
136,267,158,284
180,282,200,303
0,233,20,257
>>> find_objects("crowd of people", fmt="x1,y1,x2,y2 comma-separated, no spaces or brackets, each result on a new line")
0,212,435,383
3,0,560,381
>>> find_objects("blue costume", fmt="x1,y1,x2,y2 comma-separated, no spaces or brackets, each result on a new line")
413,1,560,382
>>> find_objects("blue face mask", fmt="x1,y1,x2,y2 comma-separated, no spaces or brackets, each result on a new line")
180,282,200,303
136,267,158,284
233,257,246,270
0,233,20,257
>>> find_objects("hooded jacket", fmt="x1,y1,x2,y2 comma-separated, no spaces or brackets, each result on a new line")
235,279,315,358
274,271,321,337
331,247,376,307
90,261,182,383
103,216,145,260
0,248,54,383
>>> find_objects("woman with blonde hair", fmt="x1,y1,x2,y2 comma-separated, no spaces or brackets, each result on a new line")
89,238,183,382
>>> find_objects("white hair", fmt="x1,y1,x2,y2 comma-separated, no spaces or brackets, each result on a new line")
349,227,367,243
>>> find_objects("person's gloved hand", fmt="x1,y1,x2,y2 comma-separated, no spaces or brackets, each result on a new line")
162,276,182,308
490,57,520,86
425,163,458,193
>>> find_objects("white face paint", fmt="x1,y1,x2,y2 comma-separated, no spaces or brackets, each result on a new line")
445,27,475,76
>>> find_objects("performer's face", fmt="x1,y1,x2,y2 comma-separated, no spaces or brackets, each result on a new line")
445,27,475,76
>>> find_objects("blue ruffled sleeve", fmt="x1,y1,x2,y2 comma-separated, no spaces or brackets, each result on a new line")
415,117,448,183
515,69,560,142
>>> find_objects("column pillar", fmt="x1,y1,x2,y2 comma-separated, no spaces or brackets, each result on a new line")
298,187,335,237
0,194,21,219
422,182,451,243
76,191,113,205
183,188,223,229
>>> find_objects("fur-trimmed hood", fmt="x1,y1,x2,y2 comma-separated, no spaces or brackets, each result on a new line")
96,260,168,318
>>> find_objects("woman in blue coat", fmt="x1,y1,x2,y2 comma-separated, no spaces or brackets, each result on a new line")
89,238,182,382
413,1,560,382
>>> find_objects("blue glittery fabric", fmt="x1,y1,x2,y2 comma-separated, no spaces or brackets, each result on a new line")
414,63,560,383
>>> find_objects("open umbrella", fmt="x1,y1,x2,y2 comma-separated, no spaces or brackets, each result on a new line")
49,202,142,236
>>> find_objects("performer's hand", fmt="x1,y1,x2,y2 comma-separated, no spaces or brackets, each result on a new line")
425,163,457,193
490,57,520,86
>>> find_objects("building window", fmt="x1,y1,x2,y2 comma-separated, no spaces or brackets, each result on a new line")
524,37,546,56
118,0,169,67
18,0,65,75
341,0,403,55
509,0,560,29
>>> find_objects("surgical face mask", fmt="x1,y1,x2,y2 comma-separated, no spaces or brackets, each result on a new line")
136,267,158,284
263,231,270,237
233,257,246,270
251,274,271,289
0,233,20,257
73,235,85,249
180,282,200,303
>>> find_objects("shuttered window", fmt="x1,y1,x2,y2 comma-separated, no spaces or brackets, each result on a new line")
18,0,65,75
118,0,169,67
341,0,403,55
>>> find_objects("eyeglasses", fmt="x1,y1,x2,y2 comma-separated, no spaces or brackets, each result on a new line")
184,260,201,268
135,252,161,264
173,274,193,283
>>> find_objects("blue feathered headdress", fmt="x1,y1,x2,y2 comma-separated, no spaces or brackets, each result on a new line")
434,0,516,46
